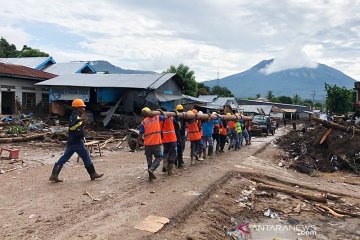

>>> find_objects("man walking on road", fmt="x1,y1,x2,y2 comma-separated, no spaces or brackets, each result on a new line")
138,107,165,181
159,107,178,175
49,99,104,182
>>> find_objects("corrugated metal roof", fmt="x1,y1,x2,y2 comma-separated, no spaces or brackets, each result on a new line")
156,93,183,102
198,95,218,102
182,94,212,103
36,73,177,89
211,97,237,107
0,57,54,69
238,105,273,115
44,62,96,75
0,63,57,80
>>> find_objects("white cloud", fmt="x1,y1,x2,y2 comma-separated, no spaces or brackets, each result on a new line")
262,42,318,74
0,0,359,80
0,25,32,48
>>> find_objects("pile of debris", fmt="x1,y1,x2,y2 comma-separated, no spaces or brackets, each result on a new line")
277,119,360,174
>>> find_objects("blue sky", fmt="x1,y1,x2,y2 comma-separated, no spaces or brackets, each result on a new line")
0,0,359,81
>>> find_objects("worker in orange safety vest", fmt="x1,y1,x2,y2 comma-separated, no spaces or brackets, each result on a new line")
138,107,165,181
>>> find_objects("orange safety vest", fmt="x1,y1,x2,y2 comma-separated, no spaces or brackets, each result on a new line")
186,120,202,141
161,117,177,143
220,126,227,135
228,120,235,129
142,116,162,146
213,123,220,134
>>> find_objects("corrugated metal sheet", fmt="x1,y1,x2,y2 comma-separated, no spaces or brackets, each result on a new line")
211,97,237,107
44,62,95,75
36,73,177,89
0,57,54,69
182,94,211,103
238,105,273,115
156,93,183,102
198,95,218,102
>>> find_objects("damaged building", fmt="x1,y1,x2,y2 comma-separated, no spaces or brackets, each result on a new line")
36,73,183,126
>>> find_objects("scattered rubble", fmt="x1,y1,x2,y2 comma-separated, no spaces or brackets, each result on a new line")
276,123,360,174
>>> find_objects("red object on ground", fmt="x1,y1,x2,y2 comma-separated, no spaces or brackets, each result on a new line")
0,148,20,159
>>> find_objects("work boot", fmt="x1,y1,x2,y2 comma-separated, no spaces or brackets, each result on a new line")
202,148,207,160
167,163,174,175
162,166,167,172
148,169,157,180
208,146,214,156
177,153,184,168
49,163,63,183
85,164,104,180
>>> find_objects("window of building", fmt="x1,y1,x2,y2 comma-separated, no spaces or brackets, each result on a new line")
22,92,36,110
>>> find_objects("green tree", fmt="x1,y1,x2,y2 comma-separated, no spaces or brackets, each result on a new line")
197,82,210,96
0,37,17,57
256,93,261,98
292,94,302,105
302,99,313,107
165,64,198,97
266,91,274,101
211,85,234,97
17,45,49,57
276,96,293,104
325,83,355,114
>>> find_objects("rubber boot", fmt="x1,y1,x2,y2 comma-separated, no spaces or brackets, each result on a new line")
49,163,63,183
215,144,219,155
208,146,214,156
162,157,168,172
191,157,195,165
85,164,104,180
202,148,207,160
148,169,157,180
177,153,184,168
167,163,174,175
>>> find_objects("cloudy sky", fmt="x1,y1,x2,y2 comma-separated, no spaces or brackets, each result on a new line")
0,0,359,81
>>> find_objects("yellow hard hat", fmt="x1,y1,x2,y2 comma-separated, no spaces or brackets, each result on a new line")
142,107,151,112
72,98,86,108
235,113,240,116
226,113,232,116
176,104,184,111
187,110,193,114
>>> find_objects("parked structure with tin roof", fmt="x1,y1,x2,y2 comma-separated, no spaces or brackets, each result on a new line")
36,73,183,117
0,57,55,70
0,63,57,114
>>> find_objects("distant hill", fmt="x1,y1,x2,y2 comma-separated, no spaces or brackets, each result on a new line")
89,60,156,74
203,59,357,100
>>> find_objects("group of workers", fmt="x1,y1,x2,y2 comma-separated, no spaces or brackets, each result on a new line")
48,99,252,183
138,104,253,181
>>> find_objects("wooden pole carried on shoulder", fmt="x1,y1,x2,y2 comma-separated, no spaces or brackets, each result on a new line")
141,110,252,121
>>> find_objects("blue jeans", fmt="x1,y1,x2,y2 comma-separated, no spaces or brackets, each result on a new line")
57,142,92,167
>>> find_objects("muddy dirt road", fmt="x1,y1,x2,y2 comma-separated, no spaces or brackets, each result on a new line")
1,127,359,240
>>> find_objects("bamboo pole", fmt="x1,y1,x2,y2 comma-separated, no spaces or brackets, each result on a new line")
141,110,252,121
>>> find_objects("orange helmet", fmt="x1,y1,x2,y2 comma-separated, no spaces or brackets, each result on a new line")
72,99,86,108
192,109,198,114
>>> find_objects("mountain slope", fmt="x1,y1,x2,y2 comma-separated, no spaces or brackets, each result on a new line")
89,60,156,74
203,59,356,100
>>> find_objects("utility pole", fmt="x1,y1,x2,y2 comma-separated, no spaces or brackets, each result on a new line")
311,90,316,110
216,63,220,86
